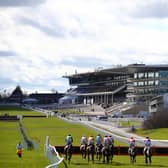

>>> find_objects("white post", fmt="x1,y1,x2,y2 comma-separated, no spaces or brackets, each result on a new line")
46,136,49,147
45,136,64,168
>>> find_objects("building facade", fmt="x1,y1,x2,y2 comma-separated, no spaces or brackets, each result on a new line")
149,93,168,113
64,64,168,106
8,86,23,103
29,93,64,104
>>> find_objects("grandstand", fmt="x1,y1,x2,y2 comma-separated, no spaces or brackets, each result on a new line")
63,64,168,109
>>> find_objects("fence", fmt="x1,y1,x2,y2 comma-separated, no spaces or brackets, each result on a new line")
55,146,168,156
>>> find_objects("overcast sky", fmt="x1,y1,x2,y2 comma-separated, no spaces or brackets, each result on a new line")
1,0,168,94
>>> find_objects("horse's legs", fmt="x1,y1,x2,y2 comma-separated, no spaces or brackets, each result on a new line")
103,155,105,163
91,152,94,163
68,153,71,164
82,150,85,159
96,149,98,159
149,156,152,164
130,155,132,163
102,149,105,163
145,155,148,164
133,155,136,163
87,150,90,162
65,149,67,161
107,154,109,164
66,147,72,164
110,147,114,163
84,149,86,159
99,151,102,161
81,146,87,159
130,155,135,164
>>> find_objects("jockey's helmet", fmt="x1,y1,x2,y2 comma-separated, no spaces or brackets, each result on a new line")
130,137,135,141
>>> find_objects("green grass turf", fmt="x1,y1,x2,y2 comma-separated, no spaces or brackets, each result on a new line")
58,155,168,168
22,117,105,146
0,106,44,116
0,121,167,168
121,120,142,127
1,107,168,167
0,121,48,168
136,128,168,140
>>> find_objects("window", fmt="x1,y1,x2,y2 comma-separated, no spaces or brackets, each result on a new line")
134,82,138,86
155,80,159,85
148,81,154,86
138,73,144,79
138,81,144,86
160,81,168,86
145,72,148,78
148,72,154,78
144,81,148,86
155,72,159,78
159,71,168,78
134,73,137,79
138,89,144,94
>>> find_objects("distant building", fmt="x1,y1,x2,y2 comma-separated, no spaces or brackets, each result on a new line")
64,64,168,106
29,93,64,104
8,86,23,103
149,93,168,113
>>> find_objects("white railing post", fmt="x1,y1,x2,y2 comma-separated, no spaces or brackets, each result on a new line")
45,136,64,168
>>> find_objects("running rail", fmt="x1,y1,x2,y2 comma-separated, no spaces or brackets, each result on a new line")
45,136,64,168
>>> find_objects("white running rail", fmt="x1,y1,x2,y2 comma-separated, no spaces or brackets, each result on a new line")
45,136,64,168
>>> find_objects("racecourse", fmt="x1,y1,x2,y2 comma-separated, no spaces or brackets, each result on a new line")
0,106,168,168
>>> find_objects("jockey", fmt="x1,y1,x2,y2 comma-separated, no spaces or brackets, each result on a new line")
128,136,135,154
16,142,23,158
144,137,152,152
108,135,114,146
129,137,136,148
103,135,109,147
81,135,87,145
65,134,73,146
96,134,102,146
88,135,94,146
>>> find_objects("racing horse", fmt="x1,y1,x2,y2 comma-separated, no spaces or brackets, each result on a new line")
86,144,95,163
64,144,73,164
80,144,87,159
102,145,110,163
128,147,137,164
144,147,152,165
108,144,114,163
95,144,103,161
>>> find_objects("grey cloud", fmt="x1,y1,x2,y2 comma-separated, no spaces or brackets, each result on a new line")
19,17,66,38
132,1,168,18
0,50,17,57
0,0,46,7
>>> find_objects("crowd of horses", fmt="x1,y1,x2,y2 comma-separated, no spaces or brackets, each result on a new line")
80,143,114,163
64,144,152,165
128,146,152,165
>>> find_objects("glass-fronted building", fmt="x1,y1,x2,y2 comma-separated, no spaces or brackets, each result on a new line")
127,65,168,103
64,64,168,106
